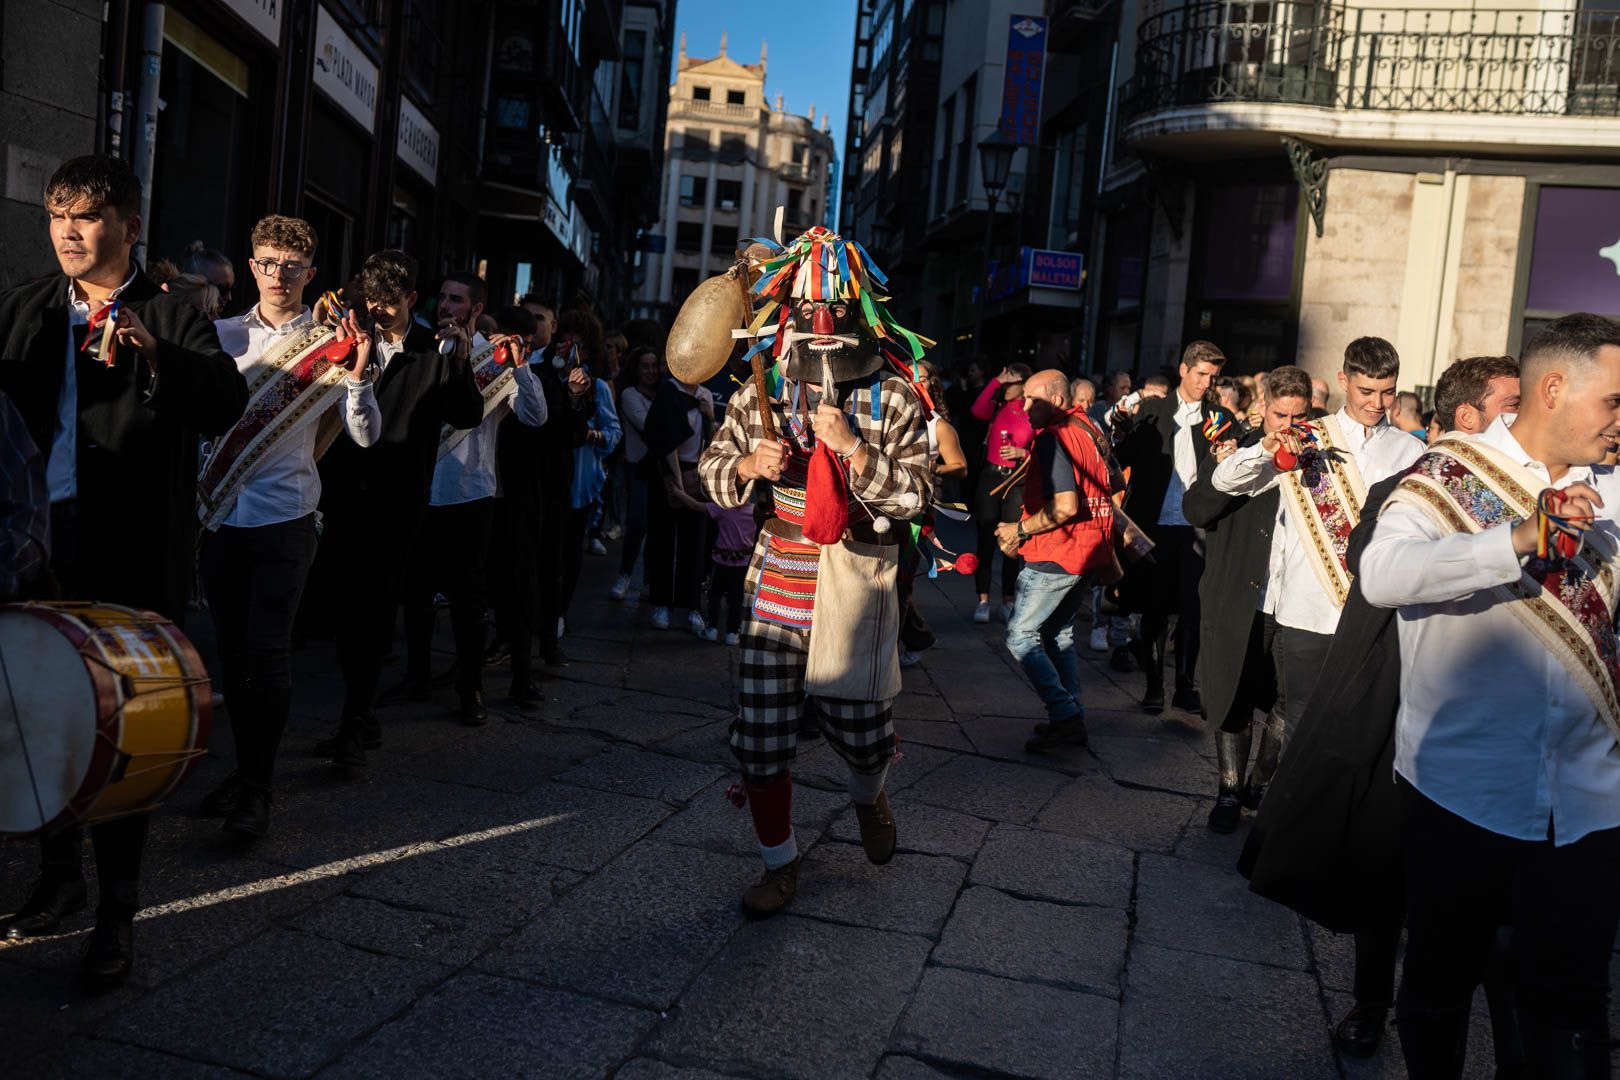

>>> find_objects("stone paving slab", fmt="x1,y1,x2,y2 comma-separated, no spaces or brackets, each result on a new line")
553,745,727,805
827,797,992,860
1134,853,1310,971
874,1057,970,1080
906,756,1071,824
1088,735,1211,798
18,1037,256,1079
892,966,1119,1079
1033,774,1197,854
1118,943,1337,1080
288,893,506,968
478,841,755,1009
790,842,968,937
102,927,448,1077
480,782,675,874
321,973,656,1080
646,915,932,1080
933,885,1128,995
343,841,580,928
615,1061,759,1080
892,717,975,753
390,724,609,794
969,824,1135,909
650,778,846,860
957,715,1098,776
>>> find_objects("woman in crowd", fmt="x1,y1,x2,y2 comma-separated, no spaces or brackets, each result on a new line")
968,362,1034,623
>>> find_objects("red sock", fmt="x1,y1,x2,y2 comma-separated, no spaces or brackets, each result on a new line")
744,773,793,848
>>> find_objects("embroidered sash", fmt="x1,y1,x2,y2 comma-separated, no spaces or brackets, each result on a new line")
1384,435,1620,744
1279,412,1368,607
197,323,354,531
438,340,515,459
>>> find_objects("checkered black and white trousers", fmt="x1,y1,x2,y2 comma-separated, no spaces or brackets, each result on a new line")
732,617,896,781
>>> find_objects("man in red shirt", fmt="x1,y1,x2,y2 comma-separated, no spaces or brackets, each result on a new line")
998,369,1119,751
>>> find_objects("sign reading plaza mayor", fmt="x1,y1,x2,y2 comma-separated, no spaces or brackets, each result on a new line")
397,96,440,183
218,0,282,43
999,14,1048,146
313,6,378,135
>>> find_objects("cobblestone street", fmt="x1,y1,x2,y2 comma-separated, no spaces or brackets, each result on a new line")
0,539,1573,1078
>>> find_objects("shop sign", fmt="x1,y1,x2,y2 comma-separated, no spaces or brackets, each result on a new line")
313,6,378,135
1028,248,1083,289
998,15,1047,146
396,96,439,182
217,0,282,44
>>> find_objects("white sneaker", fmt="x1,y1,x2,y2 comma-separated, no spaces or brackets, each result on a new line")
651,606,670,630
587,538,608,557
973,600,991,624
1089,627,1109,652
609,574,631,601
701,626,719,642
603,524,623,541
724,632,740,646
687,611,707,636
899,650,921,668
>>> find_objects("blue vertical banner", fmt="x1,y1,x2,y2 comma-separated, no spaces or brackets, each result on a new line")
999,15,1048,146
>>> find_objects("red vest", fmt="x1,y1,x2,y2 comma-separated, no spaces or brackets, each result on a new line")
1019,410,1115,576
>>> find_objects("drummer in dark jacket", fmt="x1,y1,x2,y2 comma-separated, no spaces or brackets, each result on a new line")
0,154,248,986
1182,365,1313,834
313,249,483,769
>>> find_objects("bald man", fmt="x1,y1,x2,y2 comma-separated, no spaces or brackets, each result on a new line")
998,370,1118,750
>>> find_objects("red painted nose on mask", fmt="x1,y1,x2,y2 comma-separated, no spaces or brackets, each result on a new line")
812,306,835,336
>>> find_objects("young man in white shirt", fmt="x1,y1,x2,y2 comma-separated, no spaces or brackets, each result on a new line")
198,215,377,838
1362,313,1620,1077
394,273,547,724
1210,337,1423,761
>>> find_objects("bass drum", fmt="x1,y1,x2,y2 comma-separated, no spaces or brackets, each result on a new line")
0,602,212,836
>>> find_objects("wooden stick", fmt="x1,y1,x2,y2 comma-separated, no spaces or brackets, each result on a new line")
734,260,776,440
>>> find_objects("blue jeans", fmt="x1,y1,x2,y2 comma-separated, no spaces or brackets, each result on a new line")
1006,568,1088,722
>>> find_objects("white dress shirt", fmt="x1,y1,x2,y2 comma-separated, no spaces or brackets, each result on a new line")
213,306,380,528
1361,416,1620,845
429,334,548,507
1156,392,1204,527
1212,407,1424,635
50,271,137,503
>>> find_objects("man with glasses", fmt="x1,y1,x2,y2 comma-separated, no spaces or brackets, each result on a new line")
195,215,379,839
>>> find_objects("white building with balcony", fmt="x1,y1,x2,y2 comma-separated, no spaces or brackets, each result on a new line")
1086,0,1620,398
633,33,838,321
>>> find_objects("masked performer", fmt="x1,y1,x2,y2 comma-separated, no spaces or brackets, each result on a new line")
196,215,376,839
699,226,931,917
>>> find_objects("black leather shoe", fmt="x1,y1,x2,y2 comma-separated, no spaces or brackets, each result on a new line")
1334,1004,1387,1058
329,726,368,769
1240,780,1268,812
1207,793,1243,834
484,637,510,665
223,785,271,839
508,677,542,708
1141,683,1165,714
315,714,381,755
1110,645,1137,673
199,771,242,818
458,690,488,726
377,676,430,706
542,645,569,668
3,877,88,940
81,918,134,989
1171,687,1202,713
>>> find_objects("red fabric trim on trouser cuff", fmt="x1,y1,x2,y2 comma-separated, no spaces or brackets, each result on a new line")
745,773,794,848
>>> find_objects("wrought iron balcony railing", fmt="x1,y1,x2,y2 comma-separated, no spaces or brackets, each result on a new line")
1121,3,1620,125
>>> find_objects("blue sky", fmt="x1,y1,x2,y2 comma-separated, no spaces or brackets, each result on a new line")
670,1,858,162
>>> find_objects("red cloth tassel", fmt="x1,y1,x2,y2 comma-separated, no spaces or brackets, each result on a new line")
802,442,850,544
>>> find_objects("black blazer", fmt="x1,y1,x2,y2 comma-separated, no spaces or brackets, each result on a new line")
0,269,246,617
494,346,589,514
1114,392,1213,534
321,322,483,520
1182,430,1281,730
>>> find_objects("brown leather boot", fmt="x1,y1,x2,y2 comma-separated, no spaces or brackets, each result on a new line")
853,791,898,865
740,857,801,918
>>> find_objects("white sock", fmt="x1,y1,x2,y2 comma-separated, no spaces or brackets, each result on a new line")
759,831,798,869
847,762,890,805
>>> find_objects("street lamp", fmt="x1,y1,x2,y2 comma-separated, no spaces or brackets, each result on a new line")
970,133,1019,363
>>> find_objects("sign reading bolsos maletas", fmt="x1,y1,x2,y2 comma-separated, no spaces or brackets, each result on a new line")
218,0,282,43
999,14,1048,147
1028,249,1082,289
313,6,378,135
396,96,440,182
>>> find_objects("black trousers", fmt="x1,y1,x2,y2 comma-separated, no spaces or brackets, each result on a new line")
330,507,422,719
534,484,570,654
1272,625,1333,741
645,480,704,610
619,467,649,576
200,514,319,790
707,563,747,633
556,503,593,621
1396,777,1620,1076
403,499,494,694
490,495,539,685
36,500,155,921
1138,524,1203,691
973,464,1023,599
